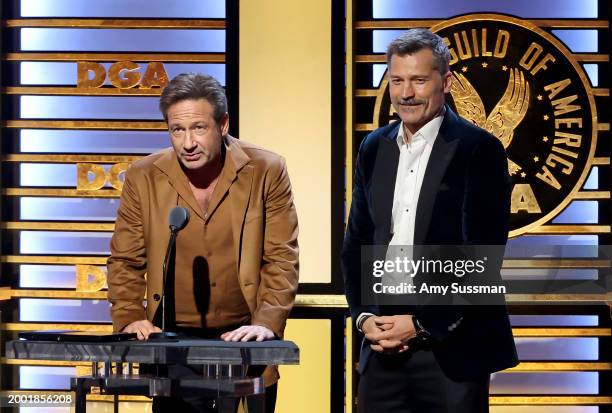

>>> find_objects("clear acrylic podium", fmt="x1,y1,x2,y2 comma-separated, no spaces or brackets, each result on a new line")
6,338,299,413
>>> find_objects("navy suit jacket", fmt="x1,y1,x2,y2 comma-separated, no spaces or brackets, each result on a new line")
342,106,518,381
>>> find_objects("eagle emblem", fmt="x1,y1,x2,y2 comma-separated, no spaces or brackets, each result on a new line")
450,68,530,175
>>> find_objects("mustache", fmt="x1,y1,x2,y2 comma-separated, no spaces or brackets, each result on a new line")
397,98,425,106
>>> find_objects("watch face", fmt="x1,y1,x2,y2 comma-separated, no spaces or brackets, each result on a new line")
412,316,423,332
412,317,431,342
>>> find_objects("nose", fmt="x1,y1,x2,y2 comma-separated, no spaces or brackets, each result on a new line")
183,129,197,150
401,82,415,100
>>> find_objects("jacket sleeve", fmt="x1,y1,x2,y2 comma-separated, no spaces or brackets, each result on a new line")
415,134,511,342
341,139,378,322
107,168,148,332
251,157,299,338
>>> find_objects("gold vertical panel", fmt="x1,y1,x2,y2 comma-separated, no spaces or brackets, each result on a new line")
346,0,354,217
345,317,354,413
239,0,332,283
276,319,331,413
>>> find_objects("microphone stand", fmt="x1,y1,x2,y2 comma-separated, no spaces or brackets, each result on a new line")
148,225,180,340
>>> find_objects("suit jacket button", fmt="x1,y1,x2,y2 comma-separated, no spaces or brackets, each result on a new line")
153,294,161,301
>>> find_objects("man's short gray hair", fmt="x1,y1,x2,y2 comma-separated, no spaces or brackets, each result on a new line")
386,28,451,74
159,73,228,122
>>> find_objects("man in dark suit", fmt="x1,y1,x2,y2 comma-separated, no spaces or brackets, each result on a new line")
342,29,518,412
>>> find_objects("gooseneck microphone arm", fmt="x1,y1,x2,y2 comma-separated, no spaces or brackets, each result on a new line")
149,206,190,340
160,228,178,334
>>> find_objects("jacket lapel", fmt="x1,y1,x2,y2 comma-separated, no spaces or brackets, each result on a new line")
414,106,460,244
222,136,253,267
371,122,401,244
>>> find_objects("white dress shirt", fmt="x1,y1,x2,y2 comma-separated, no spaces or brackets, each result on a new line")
389,111,445,247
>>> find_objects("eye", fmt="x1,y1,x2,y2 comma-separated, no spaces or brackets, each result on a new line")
171,127,184,135
193,124,207,134
414,78,426,84
390,78,402,85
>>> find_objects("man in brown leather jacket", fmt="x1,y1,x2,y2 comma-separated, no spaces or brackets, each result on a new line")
107,73,299,412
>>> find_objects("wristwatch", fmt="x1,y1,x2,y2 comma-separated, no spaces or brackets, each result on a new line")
412,315,431,343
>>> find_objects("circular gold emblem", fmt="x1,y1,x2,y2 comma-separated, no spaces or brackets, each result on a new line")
373,14,597,237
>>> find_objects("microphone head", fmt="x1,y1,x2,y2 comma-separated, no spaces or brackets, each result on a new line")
168,206,190,231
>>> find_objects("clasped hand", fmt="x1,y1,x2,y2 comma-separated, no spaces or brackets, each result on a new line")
363,314,416,354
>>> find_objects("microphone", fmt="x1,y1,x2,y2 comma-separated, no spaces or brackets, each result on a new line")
149,206,190,340
169,206,189,231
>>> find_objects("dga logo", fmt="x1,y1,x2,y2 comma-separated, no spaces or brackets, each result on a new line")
372,14,597,237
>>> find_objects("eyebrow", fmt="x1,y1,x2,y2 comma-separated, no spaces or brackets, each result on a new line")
169,120,206,127
389,73,430,78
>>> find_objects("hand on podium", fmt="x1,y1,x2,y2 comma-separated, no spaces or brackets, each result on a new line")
123,320,162,340
221,325,275,342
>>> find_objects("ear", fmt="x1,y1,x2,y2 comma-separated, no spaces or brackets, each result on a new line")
219,112,230,136
442,71,452,94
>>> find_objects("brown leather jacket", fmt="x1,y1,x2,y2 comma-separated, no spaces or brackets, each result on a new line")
107,135,299,384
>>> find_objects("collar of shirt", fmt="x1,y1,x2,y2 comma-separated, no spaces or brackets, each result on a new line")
396,105,446,149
